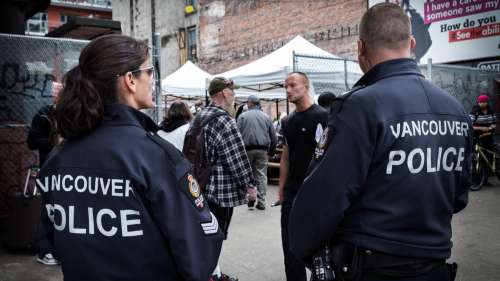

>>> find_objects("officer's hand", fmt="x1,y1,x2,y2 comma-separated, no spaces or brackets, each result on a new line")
246,186,257,201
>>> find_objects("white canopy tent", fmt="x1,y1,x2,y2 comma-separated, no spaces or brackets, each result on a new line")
160,60,263,100
161,60,212,98
217,35,363,100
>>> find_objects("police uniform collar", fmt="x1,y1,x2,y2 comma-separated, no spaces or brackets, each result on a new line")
354,58,423,87
103,103,159,132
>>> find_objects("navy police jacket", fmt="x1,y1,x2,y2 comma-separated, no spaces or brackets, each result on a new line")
289,59,471,261
36,104,223,281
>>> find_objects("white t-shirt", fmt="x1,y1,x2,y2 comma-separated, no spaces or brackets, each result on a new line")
157,123,190,151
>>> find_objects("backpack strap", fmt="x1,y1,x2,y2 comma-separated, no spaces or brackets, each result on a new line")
199,111,227,127
196,111,226,163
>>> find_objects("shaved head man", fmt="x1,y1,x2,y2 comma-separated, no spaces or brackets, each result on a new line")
279,71,328,281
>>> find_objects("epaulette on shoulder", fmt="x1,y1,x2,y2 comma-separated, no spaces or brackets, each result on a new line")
146,132,190,178
147,132,184,166
336,85,365,100
331,85,366,114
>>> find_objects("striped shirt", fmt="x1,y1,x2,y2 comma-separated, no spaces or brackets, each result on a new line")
469,110,496,127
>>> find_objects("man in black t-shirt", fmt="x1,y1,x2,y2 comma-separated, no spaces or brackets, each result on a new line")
278,72,328,281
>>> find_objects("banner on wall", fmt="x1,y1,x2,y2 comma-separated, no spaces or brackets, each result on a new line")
368,0,500,64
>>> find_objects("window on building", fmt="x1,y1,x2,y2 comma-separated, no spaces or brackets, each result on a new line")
187,26,197,62
25,12,48,35
52,0,112,9
60,14,69,24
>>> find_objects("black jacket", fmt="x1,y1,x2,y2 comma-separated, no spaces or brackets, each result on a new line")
289,59,471,261
37,103,223,281
27,105,56,166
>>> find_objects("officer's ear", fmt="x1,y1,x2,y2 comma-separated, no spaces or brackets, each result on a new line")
357,39,371,74
119,71,137,95
409,36,416,52
357,39,366,57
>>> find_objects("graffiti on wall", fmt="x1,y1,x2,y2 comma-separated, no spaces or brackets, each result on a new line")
426,65,497,112
201,23,359,66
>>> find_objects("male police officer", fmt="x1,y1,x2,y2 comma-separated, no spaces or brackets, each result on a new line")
289,3,470,281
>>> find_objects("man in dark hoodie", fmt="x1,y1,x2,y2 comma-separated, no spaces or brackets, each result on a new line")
27,81,62,266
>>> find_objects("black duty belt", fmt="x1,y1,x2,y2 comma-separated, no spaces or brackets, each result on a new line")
330,243,445,279
362,249,442,269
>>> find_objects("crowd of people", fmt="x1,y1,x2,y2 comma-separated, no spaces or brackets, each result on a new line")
24,3,494,281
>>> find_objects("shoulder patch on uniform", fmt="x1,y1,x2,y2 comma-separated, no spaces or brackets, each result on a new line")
187,174,201,198
179,173,206,211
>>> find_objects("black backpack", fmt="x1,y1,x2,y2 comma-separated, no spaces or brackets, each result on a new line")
182,112,225,191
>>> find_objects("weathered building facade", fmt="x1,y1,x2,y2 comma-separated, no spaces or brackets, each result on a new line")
198,0,365,74
112,0,364,77
113,0,200,78
111,0,499,118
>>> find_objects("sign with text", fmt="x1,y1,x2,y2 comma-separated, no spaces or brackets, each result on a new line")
478,60,500,70
368,0,500,63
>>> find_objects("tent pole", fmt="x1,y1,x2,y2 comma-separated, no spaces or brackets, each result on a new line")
344,59,349,90
275,100,279,120
289,51,296,115
153,32,163,123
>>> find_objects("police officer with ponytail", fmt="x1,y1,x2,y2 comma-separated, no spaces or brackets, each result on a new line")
37,35,223,281
289,4,471,281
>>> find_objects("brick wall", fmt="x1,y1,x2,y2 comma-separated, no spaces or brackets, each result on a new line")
199,0,366,74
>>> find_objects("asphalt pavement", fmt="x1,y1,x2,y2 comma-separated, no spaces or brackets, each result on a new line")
1,183,499,281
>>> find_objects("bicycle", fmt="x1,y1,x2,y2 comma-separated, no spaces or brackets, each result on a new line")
470,132,500,191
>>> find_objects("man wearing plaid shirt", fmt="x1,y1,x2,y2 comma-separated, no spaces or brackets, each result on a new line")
195,77,257,281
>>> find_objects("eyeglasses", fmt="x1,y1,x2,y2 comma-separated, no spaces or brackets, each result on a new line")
131,66,155,77
116,66,155,78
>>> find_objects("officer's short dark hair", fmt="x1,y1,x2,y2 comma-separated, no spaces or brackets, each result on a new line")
359,3,411,51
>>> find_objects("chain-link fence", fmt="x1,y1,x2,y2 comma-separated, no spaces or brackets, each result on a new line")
0,34,88,221
293,53,500,114
293,53,363,96
420,63,500,113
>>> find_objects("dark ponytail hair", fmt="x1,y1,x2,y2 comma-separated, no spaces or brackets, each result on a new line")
55,35,149,141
